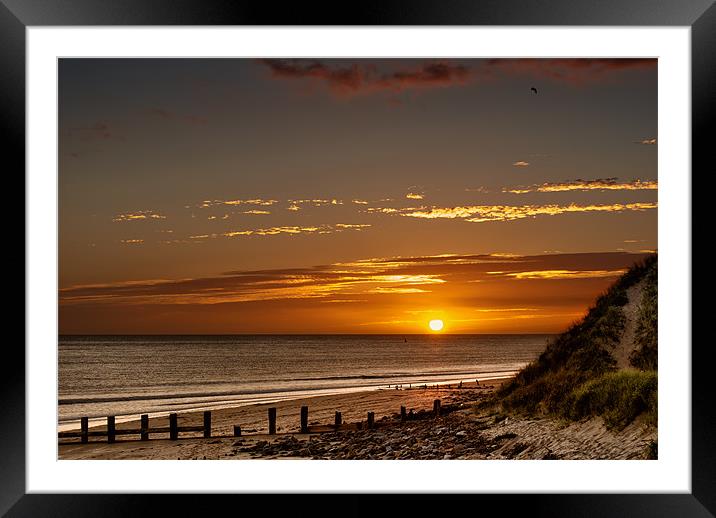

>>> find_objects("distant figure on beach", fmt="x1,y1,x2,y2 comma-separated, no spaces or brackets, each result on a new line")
476,379,480,386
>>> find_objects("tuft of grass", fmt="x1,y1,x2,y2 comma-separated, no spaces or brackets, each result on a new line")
566,370,657,429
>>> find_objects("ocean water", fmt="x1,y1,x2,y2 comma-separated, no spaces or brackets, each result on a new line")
58,334,551,429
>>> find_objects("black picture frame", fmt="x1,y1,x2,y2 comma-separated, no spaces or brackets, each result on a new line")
6,0,711,515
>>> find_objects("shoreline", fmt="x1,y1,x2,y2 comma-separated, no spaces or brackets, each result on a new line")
58,378,505,457
58,374,516,432
58,374,656,460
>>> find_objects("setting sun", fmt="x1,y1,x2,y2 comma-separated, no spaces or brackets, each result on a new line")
429,319,444,332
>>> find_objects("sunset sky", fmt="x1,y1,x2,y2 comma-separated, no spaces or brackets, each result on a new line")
58,58,657,334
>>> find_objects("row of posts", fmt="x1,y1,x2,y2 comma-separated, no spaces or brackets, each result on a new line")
78,411,212,444
241,399,442,437
76,399,442,442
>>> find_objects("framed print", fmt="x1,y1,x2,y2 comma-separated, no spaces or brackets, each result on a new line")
5,0,712,514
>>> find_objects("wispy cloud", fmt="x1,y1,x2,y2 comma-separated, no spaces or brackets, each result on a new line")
499,269,626,280
406,192,425,200
223,223,370,238
636,138,657,145
282,199,344,211
113,210,167,222
503,178,658,194
119,239,144,244
59,251,649,308
512,161,530,167
370,202,657,223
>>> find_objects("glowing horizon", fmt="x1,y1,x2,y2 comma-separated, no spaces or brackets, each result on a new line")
59,58,656,334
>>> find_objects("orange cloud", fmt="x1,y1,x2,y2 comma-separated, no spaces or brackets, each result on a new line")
113,211,166,222
198,199,277,208
384,202,657,222
502,269,626,280
222,223,370,238
59,251,649,312
503,178,658,194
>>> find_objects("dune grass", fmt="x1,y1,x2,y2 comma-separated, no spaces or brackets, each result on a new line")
495,255,658,429
630,260,658,370
567,370,657,429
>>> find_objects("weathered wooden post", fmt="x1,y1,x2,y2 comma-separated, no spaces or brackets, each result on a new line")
400,406,406,421
169,413,178,440
107,416,116,443
233,425,242,437
80,416,88,444
203,411,212,438
367,412,375,429
300,406,309,433
140,414,149,441
268,407,277,435
433,399,441,417
334,411,342,428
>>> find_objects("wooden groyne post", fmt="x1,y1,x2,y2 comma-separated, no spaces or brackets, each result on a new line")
367,412,375,429
80,416,88,444
203,411,212,438
107,416,116,443
233,425,242,437
169,413,178,440
433,399,441,417
400,406,406,421
268,407,277,435
300,406,309,433
140,414,149,441
334,411,342,428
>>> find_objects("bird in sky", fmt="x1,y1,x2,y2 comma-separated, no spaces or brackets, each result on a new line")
531,87,538,94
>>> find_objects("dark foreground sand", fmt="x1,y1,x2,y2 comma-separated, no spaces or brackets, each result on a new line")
58,378,656,460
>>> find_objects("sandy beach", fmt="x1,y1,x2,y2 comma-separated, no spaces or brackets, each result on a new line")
58,379,501,459
57,377,655,460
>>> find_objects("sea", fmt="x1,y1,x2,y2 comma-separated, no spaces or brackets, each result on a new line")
58,334,552,430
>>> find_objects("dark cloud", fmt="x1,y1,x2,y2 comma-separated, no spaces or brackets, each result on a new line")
258,58,656,97
259,59,471,96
